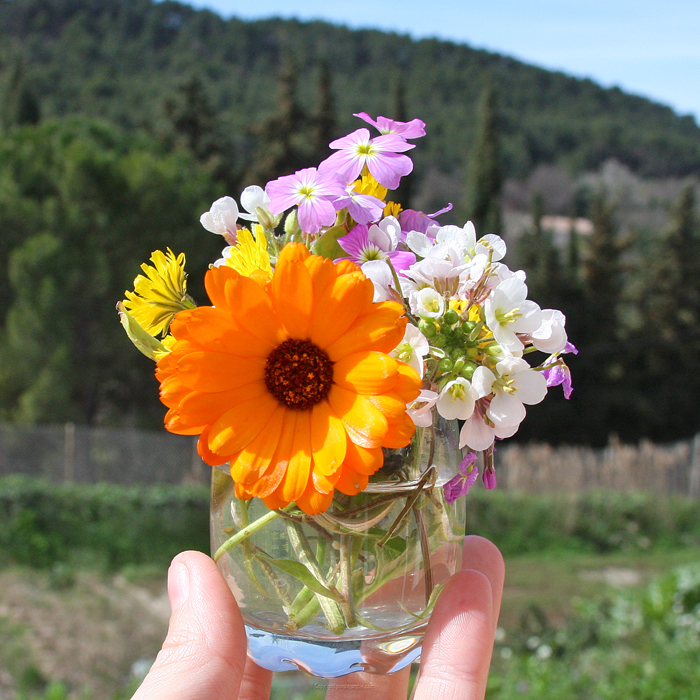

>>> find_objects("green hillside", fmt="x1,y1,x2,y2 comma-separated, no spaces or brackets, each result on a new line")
2,0,700,180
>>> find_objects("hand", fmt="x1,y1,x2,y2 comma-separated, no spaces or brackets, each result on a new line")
132,536,505,700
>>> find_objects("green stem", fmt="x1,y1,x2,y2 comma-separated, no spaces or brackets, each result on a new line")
338,534,357,628
213,505,295,563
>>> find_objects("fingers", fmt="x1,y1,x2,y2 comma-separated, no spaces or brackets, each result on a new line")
461,535,505,631
132,551,248,700
412,537,505,700
237,656,273,700
325,666,410,700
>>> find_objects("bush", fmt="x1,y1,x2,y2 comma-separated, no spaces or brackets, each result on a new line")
3,476,700,570
0,475,209,569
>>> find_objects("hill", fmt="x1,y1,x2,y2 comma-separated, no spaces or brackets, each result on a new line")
1,0,700,181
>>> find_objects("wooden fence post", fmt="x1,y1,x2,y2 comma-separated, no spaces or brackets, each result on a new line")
64,422,75,482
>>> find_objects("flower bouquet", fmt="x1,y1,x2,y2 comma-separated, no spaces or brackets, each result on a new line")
118,112,574,677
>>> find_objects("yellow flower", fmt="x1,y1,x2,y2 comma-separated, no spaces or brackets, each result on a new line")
223,224,272,278
153,334,177,361
123,249,193,337
353,171,388,201
384,201,402,218
157,244,421,515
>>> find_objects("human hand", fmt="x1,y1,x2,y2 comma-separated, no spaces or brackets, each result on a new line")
132,536,505,700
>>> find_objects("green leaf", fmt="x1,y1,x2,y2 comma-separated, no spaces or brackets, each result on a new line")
116,302,166,360
312,225,347,260
256,554,345,603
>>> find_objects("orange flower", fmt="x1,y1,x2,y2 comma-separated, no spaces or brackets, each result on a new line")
156,244,421,514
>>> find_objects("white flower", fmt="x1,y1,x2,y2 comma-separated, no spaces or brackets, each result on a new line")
530,309,568,354
200,196,240,239
238,185,272,223
407,389,439,427
476,358,548,429
361,260,396,302
391,324,429,378
406,230,433,257
437,378,478,420
484,278,543,354
411,287,445,319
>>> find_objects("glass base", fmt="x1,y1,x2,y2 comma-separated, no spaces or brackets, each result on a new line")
246,625,423,677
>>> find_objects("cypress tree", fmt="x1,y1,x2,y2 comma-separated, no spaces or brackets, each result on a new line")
463,80,502,235
313,60,335,160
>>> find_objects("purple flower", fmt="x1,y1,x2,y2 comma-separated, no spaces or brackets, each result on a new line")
318,128,415,190
353,112,426,139
564,341,579,355
444,452,479,505
398,204,453,235
482,469,497,490
266,168,346,234
332,185,385,225
337,220,416,272
542,358,574,399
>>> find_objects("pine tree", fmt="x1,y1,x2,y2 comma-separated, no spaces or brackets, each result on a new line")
390,75,414,208
243,55,313,186
463,80,502,235
312,60,335,161
0,58,41,131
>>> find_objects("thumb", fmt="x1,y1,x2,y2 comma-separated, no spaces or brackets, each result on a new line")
132,551,247,700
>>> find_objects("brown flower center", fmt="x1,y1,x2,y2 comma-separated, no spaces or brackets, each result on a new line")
264,339,333,410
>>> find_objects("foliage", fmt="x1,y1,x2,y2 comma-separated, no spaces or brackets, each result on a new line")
489,562,700,699
3,477,700,571
0,475,210,569
0,117,222,426
1,0,699,184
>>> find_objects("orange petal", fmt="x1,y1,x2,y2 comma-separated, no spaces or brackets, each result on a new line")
327,385,388,449
246,409,298,499
261,488,289,511
382,411,416,449
304,254,338,299
308,272,374,349
176,382,267,426
336,260,361,275
223,273,286,347
204,265,238,307
277,242,311,264
367,392,408,422
280,410,312,504
197,425,228,467
272,256,313,338
208,393,278,455
231,404,285,483
333,351,399,395
334,467,369,496
392,362,422,403
312,469,341,493
310,400,347,476
296,476,335,515
343,440,383,476
325,302,407,361
176,352,265,392
172,307,274,358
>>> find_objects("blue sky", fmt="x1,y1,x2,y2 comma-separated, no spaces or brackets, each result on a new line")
182,0,700,123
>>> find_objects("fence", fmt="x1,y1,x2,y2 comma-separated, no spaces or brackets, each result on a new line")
2,424,700,496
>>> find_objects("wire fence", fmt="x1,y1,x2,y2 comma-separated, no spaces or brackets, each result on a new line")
1,424,700,496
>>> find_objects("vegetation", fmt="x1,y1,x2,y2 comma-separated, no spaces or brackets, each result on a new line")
3,476,700,571
0,0,699,443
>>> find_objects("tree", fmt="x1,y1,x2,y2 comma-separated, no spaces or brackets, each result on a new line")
462,80,502,235
243,56,314,187
0,58,41,131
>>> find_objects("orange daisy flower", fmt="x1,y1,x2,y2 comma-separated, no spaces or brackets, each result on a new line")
156,244,421,514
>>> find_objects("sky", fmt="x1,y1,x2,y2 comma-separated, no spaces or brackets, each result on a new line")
182,0,700,123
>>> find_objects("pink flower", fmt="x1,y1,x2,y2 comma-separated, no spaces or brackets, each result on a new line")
332,185,385,225
337,220,416,272
353,112,426,139
444,452,479,504
398,204,453,235
318,128,415,190
542,357,574,399
266,168,346,234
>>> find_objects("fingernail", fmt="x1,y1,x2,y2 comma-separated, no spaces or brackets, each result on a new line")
168,561,190,612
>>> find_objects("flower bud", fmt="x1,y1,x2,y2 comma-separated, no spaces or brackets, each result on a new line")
284,209,301,236
443,309,459,326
